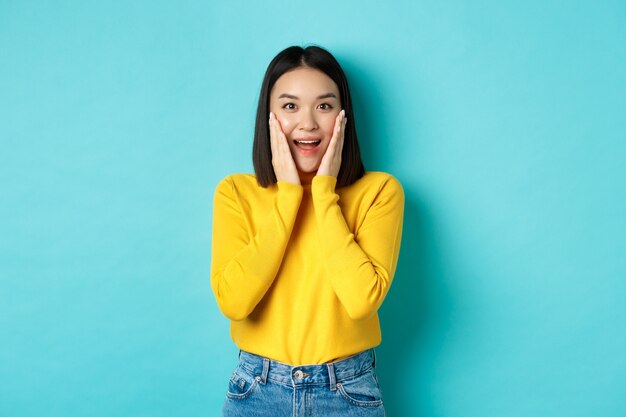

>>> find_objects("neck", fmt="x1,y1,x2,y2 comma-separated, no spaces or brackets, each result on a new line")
299,170,315,185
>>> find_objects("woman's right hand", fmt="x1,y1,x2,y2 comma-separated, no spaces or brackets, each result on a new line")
269,112,300,185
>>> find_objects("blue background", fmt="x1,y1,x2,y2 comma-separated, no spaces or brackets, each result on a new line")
1,1,624,416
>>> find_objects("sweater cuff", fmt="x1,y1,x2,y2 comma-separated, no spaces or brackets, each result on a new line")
311,175,337,195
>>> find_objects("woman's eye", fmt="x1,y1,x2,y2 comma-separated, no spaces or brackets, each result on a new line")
282,103,296,110
318,103,333,110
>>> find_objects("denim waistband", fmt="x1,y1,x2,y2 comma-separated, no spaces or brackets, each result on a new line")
237,348,377,390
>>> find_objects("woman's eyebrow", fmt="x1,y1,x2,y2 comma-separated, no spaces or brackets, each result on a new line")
277,92,338,99
317,92,337,99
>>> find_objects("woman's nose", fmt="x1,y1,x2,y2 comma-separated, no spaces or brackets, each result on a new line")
298,110,318,131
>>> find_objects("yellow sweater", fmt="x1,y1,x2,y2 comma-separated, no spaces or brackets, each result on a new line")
210,172,404,365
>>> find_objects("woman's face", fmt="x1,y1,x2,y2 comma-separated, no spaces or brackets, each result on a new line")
269,67,342,181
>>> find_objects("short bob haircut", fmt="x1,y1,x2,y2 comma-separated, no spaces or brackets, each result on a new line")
253,45,365,188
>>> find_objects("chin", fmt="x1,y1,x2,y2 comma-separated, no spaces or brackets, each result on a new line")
299,163,316,170
295,160,320,173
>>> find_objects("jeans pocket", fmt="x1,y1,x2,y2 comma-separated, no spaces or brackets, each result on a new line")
336,369,384,407
226,365,260,400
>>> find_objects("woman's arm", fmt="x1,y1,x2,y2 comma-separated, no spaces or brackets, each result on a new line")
312,174,404,320
210,176,303,321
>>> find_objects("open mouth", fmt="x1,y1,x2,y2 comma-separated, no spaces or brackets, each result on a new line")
293,139,322,150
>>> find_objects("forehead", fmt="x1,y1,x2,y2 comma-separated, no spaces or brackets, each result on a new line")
271,67,339,98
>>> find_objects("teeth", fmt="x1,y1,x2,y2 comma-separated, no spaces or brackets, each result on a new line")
295,140,320,144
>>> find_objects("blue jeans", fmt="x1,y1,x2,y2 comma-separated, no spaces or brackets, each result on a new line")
222,348,386,416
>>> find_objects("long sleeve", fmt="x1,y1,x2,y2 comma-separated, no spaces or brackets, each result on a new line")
311,175,404,320
210,177,303,321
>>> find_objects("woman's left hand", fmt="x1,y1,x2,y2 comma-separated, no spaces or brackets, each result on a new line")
317,110,347,178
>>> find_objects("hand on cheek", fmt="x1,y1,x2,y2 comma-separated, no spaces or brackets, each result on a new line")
317,110,346,178
269,112,300,185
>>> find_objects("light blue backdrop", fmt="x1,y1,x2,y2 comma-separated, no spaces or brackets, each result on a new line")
1,1,624,416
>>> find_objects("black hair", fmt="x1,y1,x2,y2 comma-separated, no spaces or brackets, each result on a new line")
252,45,365,188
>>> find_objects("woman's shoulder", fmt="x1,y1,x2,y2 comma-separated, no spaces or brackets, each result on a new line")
214,173,269,195
218,173,257,186
355,171,404,193
339,172,404,206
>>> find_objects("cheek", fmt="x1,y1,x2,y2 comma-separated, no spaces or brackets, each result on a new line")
321,118,337,138
277,116,297,136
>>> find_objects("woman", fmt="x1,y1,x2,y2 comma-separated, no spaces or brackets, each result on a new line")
211,45,404,416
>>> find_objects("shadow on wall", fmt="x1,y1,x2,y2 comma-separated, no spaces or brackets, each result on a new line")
344,56,453,416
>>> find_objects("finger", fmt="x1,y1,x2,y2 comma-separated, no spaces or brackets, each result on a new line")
273,115,290,158
339,110,347,155
338,109,346,135
319,112,342,172
328,111,342,149
270,113,288,157
270,113,289,170
330,110,345,151
269,112,278,159
332,111,346,168
335,110,344,134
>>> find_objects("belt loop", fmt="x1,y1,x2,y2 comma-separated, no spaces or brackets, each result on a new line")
260,358,270,385
327,362,337,391
372,348,377,369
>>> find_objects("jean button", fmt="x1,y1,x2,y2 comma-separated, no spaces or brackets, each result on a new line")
294,370,303,379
